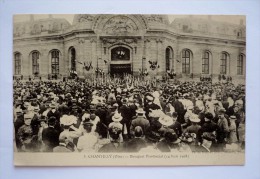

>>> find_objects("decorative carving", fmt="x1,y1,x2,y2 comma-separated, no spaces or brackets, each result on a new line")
147,15,164,23
31,24,41,35
103,16,138,35
102,38,138,45
77,15,94,23
144,39,150,43
14,25,26,37
156,38,163,43
78,38,85,44
90,38,97,43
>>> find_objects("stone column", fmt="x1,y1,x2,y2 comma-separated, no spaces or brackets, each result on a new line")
78,38,85,76
175,44,181,75
156,38,163,75
144,39,150,71
91,38,97,73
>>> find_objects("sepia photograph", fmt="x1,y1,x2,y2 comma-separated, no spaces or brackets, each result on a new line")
13,14,246,166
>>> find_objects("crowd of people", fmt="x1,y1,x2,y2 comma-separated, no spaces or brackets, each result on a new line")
13,76,245,153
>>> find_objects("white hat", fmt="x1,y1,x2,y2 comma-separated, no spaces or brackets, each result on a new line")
149,109,164,118
136,108,145,114
112,112,123,122
190,114,200,123
159,115,174,126
229,115,237,120
146,95,154,101
60,115,77,126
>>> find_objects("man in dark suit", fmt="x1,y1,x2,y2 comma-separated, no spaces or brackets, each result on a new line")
42,116,59,152
171,96,185,124
119,99,132,138
130,108,150,136
124,126,147,152
47,101,61,132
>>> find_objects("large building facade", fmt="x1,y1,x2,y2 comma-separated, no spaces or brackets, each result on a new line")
13,14,246,83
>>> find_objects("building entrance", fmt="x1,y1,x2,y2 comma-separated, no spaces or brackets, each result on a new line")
110,46,132,77
110,64,131,77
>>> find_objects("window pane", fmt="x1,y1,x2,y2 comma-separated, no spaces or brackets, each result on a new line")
51,50,59,74
14,53,21,75
182,50,191,74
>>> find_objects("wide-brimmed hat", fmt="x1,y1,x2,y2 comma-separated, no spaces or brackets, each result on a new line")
159,115,174,126
148,109,164,118
136,108,145,114
112,112,123,122
60,115,77,126
189,114,200,123
229,115,237,120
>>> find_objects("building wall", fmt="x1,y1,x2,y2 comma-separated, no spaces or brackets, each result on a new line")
13,15,246,84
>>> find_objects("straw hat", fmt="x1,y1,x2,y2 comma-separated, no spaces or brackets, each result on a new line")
136,108,145,114
159,115,174,126
60,115,77,126
189,114,200,123
112,112,123,122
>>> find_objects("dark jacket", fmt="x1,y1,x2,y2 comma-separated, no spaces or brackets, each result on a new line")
42,126,59,152
124,138,147,152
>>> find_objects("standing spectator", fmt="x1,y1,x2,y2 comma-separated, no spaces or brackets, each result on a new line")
47,101,61,132
227,116,238,144
77,121,98,152
17,113,37,152
130,108,150,136
42,116,59,152
216,108,229,151
124,126,147,152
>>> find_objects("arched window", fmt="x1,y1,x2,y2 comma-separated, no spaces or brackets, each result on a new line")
51,50,59,74
32,51,40,75
182,49,191,74
202,51,210,74
237,54,244,75
165,47,173,71
111,46,130,61
70,48,76,71
14,53,21,75
220,52,228,74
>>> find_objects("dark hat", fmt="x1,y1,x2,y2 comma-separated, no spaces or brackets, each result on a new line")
83,121,94,127
172,112,178,118
164,132,181,144
204,112,213,121
218,108,226,114
48,116,56,124
39,116,47,122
